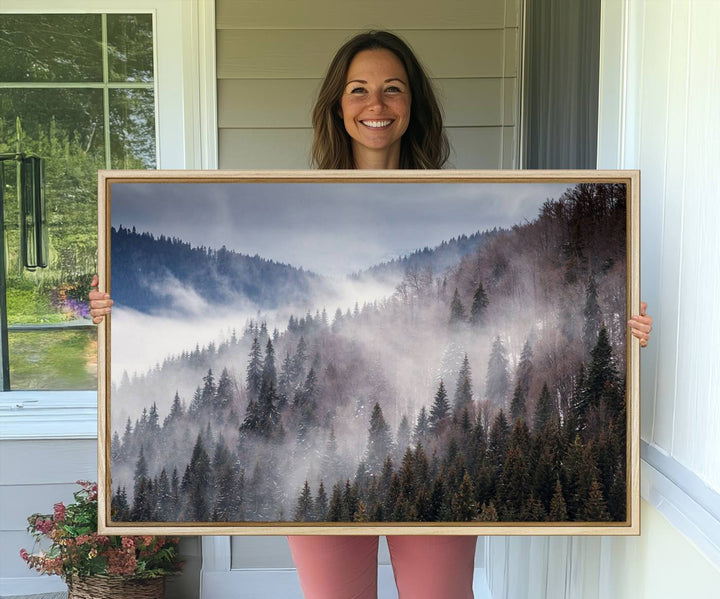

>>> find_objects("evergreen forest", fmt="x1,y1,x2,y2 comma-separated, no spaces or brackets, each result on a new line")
110,183,629,525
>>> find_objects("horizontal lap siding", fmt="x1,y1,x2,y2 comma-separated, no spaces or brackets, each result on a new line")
216,0,517,30
216,0,521,170
0,439,96,579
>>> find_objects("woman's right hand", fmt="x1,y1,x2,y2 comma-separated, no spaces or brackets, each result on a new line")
89,274,113,324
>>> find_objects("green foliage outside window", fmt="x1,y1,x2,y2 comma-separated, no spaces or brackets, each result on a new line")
0,13,156,390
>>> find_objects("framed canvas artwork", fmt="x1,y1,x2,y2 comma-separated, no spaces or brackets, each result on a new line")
97,170,640,535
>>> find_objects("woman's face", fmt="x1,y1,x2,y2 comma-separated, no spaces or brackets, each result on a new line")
340,48,411,166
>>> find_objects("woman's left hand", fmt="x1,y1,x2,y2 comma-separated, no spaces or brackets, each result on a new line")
628,301,653,347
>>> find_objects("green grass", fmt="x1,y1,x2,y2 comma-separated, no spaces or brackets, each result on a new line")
9,329,97,390
6,285,66,325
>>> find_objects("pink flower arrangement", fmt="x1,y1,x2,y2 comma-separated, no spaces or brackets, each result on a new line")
20,481,181,584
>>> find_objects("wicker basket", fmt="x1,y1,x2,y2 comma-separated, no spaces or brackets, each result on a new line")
67,575,165,599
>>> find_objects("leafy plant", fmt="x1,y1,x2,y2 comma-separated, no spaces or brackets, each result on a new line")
20,481,182,583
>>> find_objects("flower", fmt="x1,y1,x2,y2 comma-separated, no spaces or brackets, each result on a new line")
53,503,66,522
20,482,181,583
121,537,135,549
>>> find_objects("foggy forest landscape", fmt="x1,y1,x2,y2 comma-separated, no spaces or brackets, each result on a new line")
108,180,630,526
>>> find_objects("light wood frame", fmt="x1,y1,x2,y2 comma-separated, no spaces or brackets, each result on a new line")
98,169,640,536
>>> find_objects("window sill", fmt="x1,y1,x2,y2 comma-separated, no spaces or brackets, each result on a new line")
0,391,96,440
641,441,720,568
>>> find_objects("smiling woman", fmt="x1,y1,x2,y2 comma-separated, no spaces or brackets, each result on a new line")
311,30,448,170
340,49,412,168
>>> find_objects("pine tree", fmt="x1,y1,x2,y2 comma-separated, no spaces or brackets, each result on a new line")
469,281,489,325
331,307,343,333
487,410,510,475
133,446,148,499
510,340,533,421
314,481,329,521
549,479,569,521
212,437,241,521
509,382,526,423
567,363,588,438
155,468,171,520
582,480,612,521
395,415,412,459
262,338,277,387
485,336,509,409
111,431,122,462
342,480,359,521
291,336,308,388
585,325,622,417
366,403,393,474
320,427,342,484
183,434,211,521
509,418,531,458
533,382,554,432
293,368,318,448
450,472,477,521
608,465,626,522
239,398,260,434
499,445,530,520
112,486,130,521
352,499,368,522
453,354,473,414
130,476,153,521
257,378,280,438
448,288,466,326
532,446,557,511
294,481,314,521
524,494,547,522
164,391,184,427
429,380,450,435
414,406,430,445
215,368,235,412
201,369,216,407
279,351,293,398
148,403,160,434
246,337,263,397
170,468,180,520
583,274,602,350
478,501,498,522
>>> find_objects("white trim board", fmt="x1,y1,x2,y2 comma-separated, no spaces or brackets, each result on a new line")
641,447,720,568
0,392,96,440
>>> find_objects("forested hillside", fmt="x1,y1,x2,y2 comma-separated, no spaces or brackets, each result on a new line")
111,225,325,313
111,183,629,525
352,228,500,283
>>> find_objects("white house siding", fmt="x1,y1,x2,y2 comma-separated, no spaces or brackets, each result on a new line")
216,0,522,169
0,439,95,595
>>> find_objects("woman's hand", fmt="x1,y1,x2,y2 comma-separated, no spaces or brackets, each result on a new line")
89,274,113,324
628,301,652,348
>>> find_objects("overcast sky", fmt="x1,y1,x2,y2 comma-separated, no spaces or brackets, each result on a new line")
111,181,572,278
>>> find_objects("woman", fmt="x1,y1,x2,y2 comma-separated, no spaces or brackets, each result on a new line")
90,30,653,599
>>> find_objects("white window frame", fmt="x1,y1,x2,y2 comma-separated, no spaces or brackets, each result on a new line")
0,0,217,441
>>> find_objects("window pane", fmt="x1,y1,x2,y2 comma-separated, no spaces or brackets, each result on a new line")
107,14,155,83
110,89,157,169
0,89,106,161
8,328,97,390
0,13,156,391
1,89,103,390
0,14,102,82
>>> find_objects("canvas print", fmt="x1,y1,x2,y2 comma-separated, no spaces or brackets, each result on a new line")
99,171,639,534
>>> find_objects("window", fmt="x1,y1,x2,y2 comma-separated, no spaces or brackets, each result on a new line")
0,13,156,390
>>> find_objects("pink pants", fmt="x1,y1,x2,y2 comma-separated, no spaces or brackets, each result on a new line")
287,535,477,599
